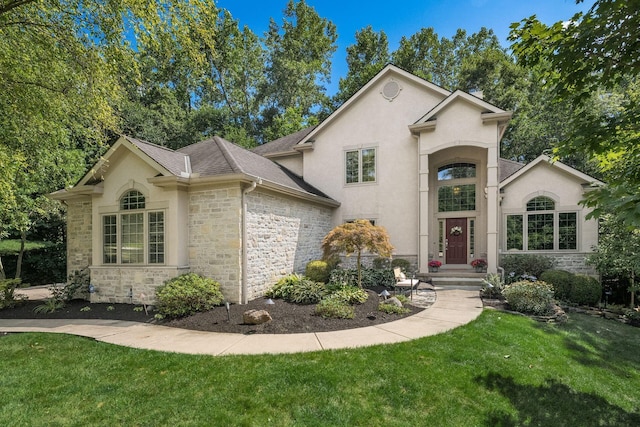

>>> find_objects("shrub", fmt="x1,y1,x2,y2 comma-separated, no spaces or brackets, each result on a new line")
481,273,505,299
326,284,368,304
305,260,330,283
391,258,411,272
265,274,304,300
569,275,602,306
378,302,410,315
0,279,26,309
315,297,355,319
155,273,224,319
502,280,554,315
501,254,555,284
372,257,391,269
329,268,395,288
288,280,327,305
540,270,574,301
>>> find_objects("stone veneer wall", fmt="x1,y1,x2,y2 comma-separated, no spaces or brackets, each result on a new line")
89,266,190,303
66,200,93,277
188,186,243,303
245,190,333,300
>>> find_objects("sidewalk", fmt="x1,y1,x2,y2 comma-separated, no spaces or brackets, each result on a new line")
0,286,483,356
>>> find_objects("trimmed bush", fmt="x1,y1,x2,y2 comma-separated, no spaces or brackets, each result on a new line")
288,280,327,305
315,297,355,319
481,273,505,299
540,269,574,301
501,254,555,284
502,280,554,315
326,284,369,304
0,279,25,309
156,274,224,319
569,275,602,306
305,260,330,283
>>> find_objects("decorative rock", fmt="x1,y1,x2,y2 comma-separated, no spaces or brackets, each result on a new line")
243,309,272,325
381,297,403,308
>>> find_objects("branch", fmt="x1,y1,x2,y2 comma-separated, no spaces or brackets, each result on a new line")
0,0,37,17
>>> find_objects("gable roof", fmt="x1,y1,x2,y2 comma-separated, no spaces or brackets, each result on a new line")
499,158,525,182
298,64,451,145
500,155,604,188
414,90,509,124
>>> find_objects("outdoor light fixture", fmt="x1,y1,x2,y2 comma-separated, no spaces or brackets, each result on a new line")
225,301,231,322
127,287,133,301
379,289,390,299
88,284,96,294
265,298,275,305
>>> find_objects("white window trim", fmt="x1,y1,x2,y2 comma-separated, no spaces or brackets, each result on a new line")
504,211,579,252
102,209,166,265
344,146,377,185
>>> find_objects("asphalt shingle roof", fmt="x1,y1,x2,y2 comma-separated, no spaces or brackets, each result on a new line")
126,136,189,176
251,125,317,157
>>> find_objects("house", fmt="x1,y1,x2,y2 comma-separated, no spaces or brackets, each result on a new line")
51,65,602,304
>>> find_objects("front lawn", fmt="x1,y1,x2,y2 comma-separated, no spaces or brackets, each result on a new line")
1,311,638,426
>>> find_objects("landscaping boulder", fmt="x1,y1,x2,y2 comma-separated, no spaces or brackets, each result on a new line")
381,297,403,308
243,309,272,325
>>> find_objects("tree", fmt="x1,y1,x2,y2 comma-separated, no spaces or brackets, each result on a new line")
333,26,390,105
509,0,640,226
321,220,393,288
259,0,337,140
588,214,640,308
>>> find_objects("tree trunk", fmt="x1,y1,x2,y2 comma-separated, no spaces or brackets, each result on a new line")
631,270,636,308
15,230,25,280
356,250,362,288
0,255,5,280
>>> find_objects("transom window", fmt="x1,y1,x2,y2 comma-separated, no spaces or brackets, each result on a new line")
346,148,376,184
103,190,165,264
506,196,577,251
438,163,476,180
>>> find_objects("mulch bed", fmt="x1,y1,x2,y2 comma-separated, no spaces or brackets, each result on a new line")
0,289,425,335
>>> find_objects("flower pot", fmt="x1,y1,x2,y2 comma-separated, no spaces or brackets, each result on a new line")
475,266,486,273
430,267,439,273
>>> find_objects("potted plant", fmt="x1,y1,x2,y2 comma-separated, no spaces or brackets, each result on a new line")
471,258,487,272
428,260,442,272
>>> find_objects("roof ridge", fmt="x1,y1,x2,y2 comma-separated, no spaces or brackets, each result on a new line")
212,136,243,174
125,135,179,154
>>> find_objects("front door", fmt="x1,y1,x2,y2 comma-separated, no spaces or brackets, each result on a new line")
446,218,467,264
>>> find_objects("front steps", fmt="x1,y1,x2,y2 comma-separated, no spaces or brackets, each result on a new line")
417,266,485,288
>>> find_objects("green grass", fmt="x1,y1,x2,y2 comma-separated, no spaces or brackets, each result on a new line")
0,239,50,256
1,311,639,426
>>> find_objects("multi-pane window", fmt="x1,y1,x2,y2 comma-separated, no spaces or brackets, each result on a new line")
438,184,476,212
506,196,577,251
103,190,165,264
345,148,376,184
437,163,477,212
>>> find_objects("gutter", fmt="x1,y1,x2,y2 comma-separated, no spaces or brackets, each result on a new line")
241,178,261,304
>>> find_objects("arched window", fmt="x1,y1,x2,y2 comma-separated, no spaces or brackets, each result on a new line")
437,163,477,212
102,190,164,265
506,195,577,251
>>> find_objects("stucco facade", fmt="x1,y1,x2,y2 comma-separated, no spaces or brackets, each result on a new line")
53,65,602,304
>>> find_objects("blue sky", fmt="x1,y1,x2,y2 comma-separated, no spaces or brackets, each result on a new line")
215,0,591,94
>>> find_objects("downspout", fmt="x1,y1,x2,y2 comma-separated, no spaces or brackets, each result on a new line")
241,178,261,304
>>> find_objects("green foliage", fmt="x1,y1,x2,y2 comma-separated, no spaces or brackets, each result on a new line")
314,297,355,319
288,280,327,305
329,268,395,289
325,284,368,305
264,274,304,300
502,280,554,315
378,302,410,315
391,258,411,272
501,254,555,284
33,299,65,314
0,279,25,309
322,220,394,288
155,273,224,319
570,275,602,306
372,257,391,269
305,260,329,283
265,274,326,305
481,273,505,299
540,270,574,301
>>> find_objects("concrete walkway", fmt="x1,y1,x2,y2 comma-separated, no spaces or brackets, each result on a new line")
0,287,483,356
